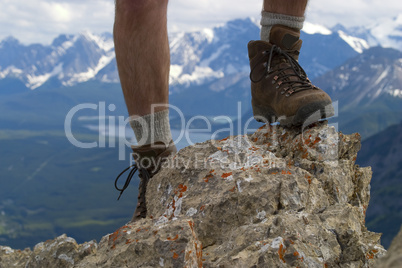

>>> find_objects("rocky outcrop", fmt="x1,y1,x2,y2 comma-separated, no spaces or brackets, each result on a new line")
0,122,386,267
375,225,402,268
0,234,96,268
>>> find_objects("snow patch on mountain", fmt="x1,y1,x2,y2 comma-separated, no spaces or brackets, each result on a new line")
200,44,230,67
390,89,402,98
302,22,332,35
0,66,23,79
63,52,115,86
81,31,114,52
27,63,63,89
172,66,224,87
337,31,370,53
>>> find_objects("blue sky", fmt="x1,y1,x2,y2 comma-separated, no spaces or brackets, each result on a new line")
1,0,401,44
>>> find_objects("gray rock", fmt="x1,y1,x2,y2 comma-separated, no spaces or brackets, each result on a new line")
0,234,96,268
0,122,388,267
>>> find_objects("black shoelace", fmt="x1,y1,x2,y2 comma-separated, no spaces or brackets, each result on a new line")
114,165,150,200
250,45,312,96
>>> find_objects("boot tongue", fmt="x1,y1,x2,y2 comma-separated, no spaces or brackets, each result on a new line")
269,25,302,51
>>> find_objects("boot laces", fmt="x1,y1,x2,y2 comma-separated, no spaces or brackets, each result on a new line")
250,45,313,95
115,164,150,200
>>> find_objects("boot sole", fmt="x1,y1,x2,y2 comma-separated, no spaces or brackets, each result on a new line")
253,101,335,127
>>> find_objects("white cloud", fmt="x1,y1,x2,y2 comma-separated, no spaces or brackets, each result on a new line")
0,0,401,44
0,0,114,44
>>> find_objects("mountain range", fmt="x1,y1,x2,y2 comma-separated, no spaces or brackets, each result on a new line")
1,15,401,92
1,17,402,123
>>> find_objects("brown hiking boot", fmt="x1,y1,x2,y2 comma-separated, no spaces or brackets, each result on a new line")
248,25,334,127
115,140,177,222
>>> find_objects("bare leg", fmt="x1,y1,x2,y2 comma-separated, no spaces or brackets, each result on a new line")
263,0,308,17
114,0,169,117
113,0,176,222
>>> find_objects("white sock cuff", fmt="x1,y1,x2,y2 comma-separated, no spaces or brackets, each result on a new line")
260,11,305,29
129,109,172,146
260,11,305,42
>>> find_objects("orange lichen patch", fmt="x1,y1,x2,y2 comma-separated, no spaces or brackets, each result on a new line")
125,239,133,244
362,205,367,216
200,205,206,211
353,156,357,161
324,263,328,268
209,169,215,174
153,231,158,236
173,252,179,259
305,174,312,184
278,244,286,263
313,136,321,145
289,239,295,245
281,170,292,175
203,174,213,182
217,147,222,150
108,225,130,249
188,220,195,231
366,249,379,259
136,228,142,233
167,234,179,241
219,137,229,142
229,186,236,192
292,250,304,262
221,172,233,178
253,137,258,142
178,184,188,193
366,252,375,259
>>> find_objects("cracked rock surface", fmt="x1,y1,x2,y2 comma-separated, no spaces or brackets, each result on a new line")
0,122,387,267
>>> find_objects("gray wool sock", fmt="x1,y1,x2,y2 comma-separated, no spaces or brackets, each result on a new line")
129,109,172,146
260,11,305,42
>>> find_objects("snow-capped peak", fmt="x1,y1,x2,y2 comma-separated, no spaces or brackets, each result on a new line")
302,22,332,35
80,30,114,52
